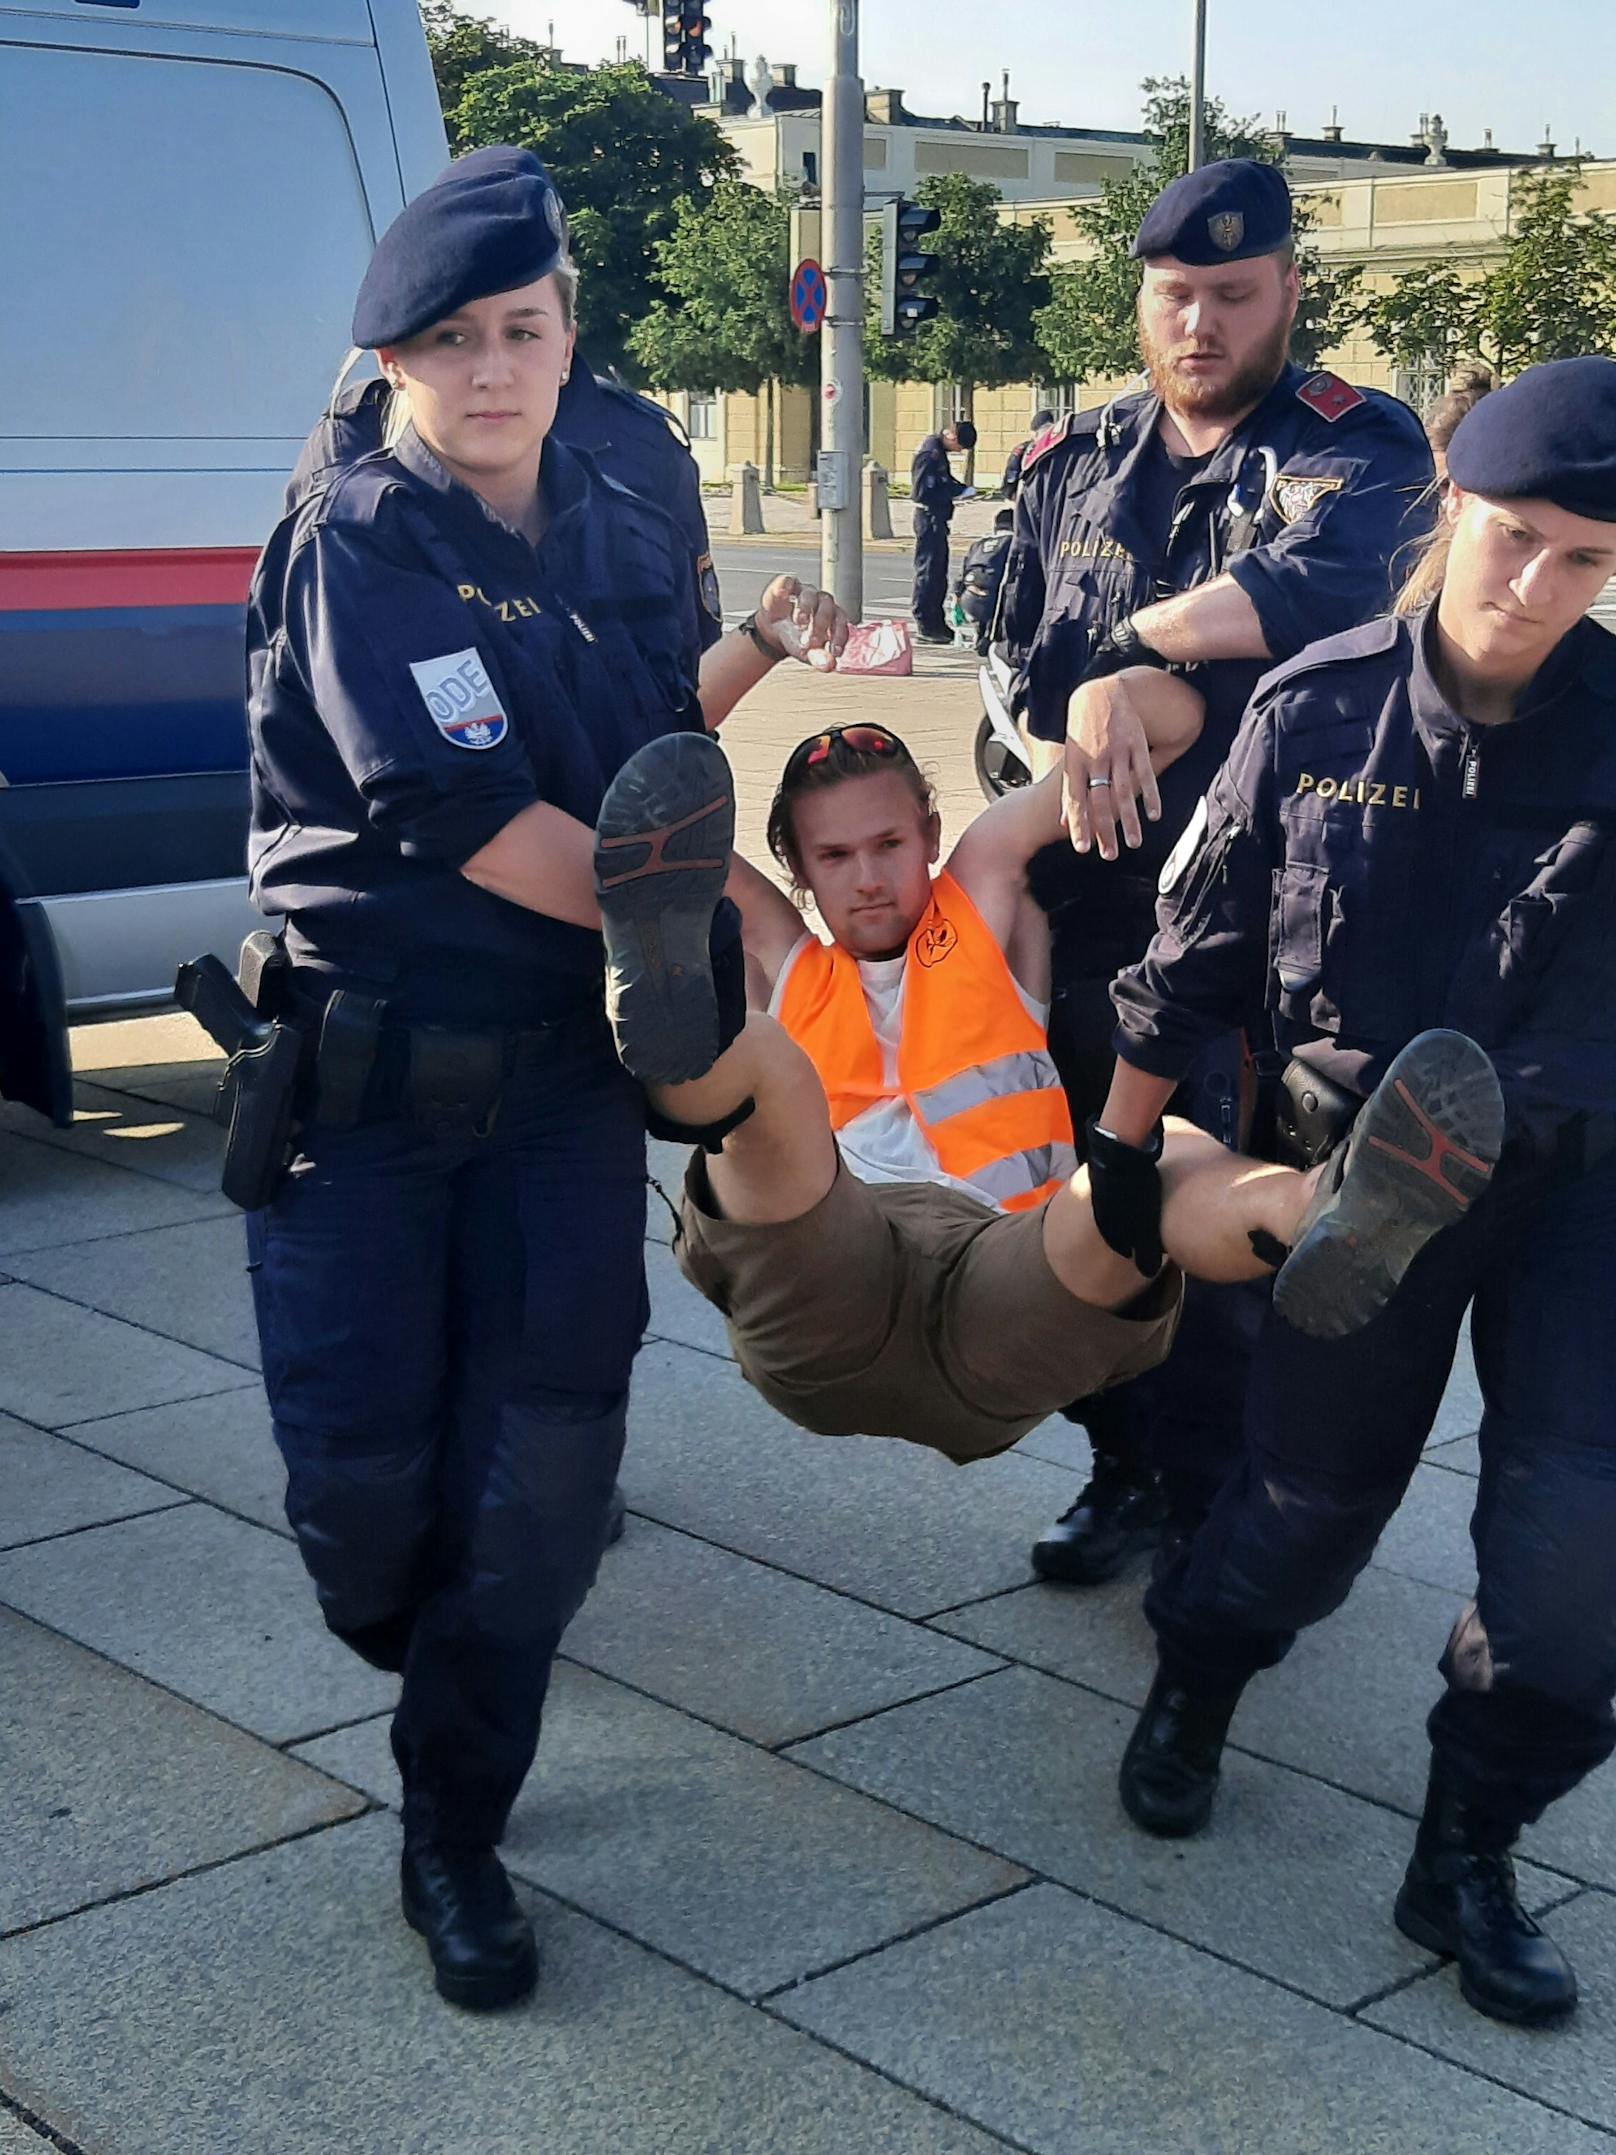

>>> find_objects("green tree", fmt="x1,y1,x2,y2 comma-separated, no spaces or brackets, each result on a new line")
1477,164,1616,374
865,173,1053,470
441,56,739,378
630,182,817,488
419,2,550,114
1363,165,1616,385
1034,77,1362,383
1359,262,1481,385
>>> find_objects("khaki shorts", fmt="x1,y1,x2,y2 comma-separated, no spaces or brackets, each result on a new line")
675,1156,1182,1464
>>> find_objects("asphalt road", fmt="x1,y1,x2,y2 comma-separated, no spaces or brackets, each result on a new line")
710,540,915,626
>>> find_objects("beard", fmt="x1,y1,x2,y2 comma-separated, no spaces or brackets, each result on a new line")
1138,304,1293,424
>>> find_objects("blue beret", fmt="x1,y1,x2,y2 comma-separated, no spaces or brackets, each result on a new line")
352,145,568,348
1131,159,1293,266
1446,357,1616,522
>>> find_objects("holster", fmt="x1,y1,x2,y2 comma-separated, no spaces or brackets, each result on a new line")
174,939,306,1210
217,1025,305,1209
1268,1055,1361,1171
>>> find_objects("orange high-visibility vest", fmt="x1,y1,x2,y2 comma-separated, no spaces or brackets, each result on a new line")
777,870,1076,1213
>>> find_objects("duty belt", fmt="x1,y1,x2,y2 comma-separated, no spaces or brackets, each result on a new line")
286,981,600,1133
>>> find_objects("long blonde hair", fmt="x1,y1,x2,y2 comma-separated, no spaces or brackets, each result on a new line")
1393,485,1453,615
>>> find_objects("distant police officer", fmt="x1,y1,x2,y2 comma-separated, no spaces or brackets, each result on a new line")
1001,409,1056,499
999,159,1433,1583
1103,358,1616,2027
911,418,978,641
245,148,844,2012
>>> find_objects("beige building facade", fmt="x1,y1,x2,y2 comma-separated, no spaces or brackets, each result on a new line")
660,80,1608,492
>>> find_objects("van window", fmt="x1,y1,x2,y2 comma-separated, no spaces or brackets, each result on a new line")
0,47,377,443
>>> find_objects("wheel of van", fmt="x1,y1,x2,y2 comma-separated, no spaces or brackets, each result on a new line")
975,713,1031,801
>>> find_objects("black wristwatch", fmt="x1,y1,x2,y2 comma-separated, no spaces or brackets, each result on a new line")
737,611,784,664
1082,615,1171,685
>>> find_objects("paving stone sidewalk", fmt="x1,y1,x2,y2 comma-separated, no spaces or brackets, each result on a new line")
2,665,1612,2153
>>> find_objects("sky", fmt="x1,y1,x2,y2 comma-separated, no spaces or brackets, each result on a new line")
491,0,1613,158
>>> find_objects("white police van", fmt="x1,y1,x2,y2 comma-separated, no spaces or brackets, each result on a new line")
0,0,448,1122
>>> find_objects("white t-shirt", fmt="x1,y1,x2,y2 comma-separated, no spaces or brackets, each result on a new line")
770,931,1050,1212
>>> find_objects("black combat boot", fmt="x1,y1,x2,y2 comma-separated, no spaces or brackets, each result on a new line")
1118,1667,1243,1837
401,1837,539,2010
1031,1460,1166,1585
1393,1773,1577,2026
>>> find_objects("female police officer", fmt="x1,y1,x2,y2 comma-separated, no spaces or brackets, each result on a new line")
1078,358,1616,2026
244,147,843,2011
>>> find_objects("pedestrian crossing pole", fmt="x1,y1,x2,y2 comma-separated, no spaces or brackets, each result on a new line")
820,0,864,620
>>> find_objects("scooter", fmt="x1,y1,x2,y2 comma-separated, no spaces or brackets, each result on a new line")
974,645,1033,800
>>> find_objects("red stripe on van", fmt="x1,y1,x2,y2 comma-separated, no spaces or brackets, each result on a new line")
0,548,259,613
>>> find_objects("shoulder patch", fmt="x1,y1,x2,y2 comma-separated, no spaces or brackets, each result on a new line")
696,550,721,623
1268,471,1345,525
408,648,508,751
1295,372,1366,425
1021,414,1075,475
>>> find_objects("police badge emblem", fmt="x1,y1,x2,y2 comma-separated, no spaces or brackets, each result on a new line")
1208,211,1244,253
696,551,722,623
409,649,509,750
1268,473,1345,525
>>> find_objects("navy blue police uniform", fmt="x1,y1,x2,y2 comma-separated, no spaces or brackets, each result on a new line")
911,431,970,636
288,361,724,658
999,159,1433,1536
1116,365,1616,1846
246,150,704,1873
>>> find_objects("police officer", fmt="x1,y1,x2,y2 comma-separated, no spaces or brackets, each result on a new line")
288,146,727,666
1001,409,1056,499
1100,358,1616,2026
954,507,1015,654
999,159,1433,1583
911,418,978,641
245,147,845,2011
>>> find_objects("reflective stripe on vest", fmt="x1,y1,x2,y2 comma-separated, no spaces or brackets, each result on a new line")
776,869,1076,1213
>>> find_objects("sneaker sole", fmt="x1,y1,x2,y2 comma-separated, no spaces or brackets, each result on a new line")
593,732,736,1085
1273,1031,1504,1340
1393,1890,1578,2027
402,1886,540,2012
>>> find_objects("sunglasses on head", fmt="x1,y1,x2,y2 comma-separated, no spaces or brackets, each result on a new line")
787,724,905,775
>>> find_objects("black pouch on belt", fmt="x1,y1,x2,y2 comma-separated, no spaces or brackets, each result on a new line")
313,991,386,1129
405,1026,508,1131
1270,1054,1361,1171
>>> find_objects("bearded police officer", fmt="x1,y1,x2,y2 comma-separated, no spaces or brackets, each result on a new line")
999,159,1434,1583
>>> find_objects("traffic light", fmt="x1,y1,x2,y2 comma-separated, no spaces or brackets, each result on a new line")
880,199,941,337
661,0,711,74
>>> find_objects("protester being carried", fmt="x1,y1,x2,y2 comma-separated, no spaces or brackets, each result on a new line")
589,714,1503,1466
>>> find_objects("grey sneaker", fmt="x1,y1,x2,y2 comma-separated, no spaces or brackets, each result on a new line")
1274,1030,1504,1339
593,732,735,1085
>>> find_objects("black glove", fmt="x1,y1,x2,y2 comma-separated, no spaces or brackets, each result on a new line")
1084,1117,1165,1277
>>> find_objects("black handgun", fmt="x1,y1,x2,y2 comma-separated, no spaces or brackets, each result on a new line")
174,954,305,1208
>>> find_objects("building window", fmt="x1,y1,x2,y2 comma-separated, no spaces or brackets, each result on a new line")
686,390,717,440
1392,364,1446,415
1031,382,1081,421
939,383,969,429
